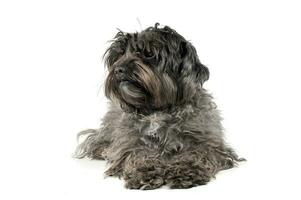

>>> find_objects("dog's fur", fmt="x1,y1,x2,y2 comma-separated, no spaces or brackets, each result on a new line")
74,23,244,189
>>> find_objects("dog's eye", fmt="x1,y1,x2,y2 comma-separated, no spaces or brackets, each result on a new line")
134,48,155,59
143,50,154,58
135,50,141,56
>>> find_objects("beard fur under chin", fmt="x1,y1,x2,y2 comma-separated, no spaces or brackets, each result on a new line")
119,81,146,108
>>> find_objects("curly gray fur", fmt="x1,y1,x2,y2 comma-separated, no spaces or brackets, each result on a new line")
74,24,244,190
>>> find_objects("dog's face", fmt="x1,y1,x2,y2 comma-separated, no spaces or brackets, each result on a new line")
104,24,209,113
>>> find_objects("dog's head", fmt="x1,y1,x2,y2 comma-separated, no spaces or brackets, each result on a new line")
104,23,209,113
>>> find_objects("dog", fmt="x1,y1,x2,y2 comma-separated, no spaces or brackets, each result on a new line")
74,23,244,189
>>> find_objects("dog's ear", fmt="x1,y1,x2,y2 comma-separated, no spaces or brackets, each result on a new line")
179,41,209,85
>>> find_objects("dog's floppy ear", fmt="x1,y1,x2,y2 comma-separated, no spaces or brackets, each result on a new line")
179,41,209,85
194,61,210,85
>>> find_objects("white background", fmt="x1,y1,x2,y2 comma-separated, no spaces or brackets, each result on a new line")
1,0,301,199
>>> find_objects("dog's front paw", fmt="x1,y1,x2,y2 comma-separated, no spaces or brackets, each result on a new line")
123,159,165,190
124,175,164,190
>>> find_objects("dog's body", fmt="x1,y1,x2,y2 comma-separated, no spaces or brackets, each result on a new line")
75,24,243,189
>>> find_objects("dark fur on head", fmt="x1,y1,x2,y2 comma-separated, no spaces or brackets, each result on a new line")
104,23,209,113
74,23,244,190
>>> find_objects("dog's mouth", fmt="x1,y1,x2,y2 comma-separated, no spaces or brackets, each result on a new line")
115,76,128,83
118,81,148,108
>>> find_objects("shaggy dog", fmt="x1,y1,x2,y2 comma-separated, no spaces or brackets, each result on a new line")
74,23,244,189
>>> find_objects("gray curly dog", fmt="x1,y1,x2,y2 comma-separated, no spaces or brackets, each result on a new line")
74,23,245,190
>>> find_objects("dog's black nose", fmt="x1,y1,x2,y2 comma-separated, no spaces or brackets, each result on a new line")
114,66,127,81
114,66,125,75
